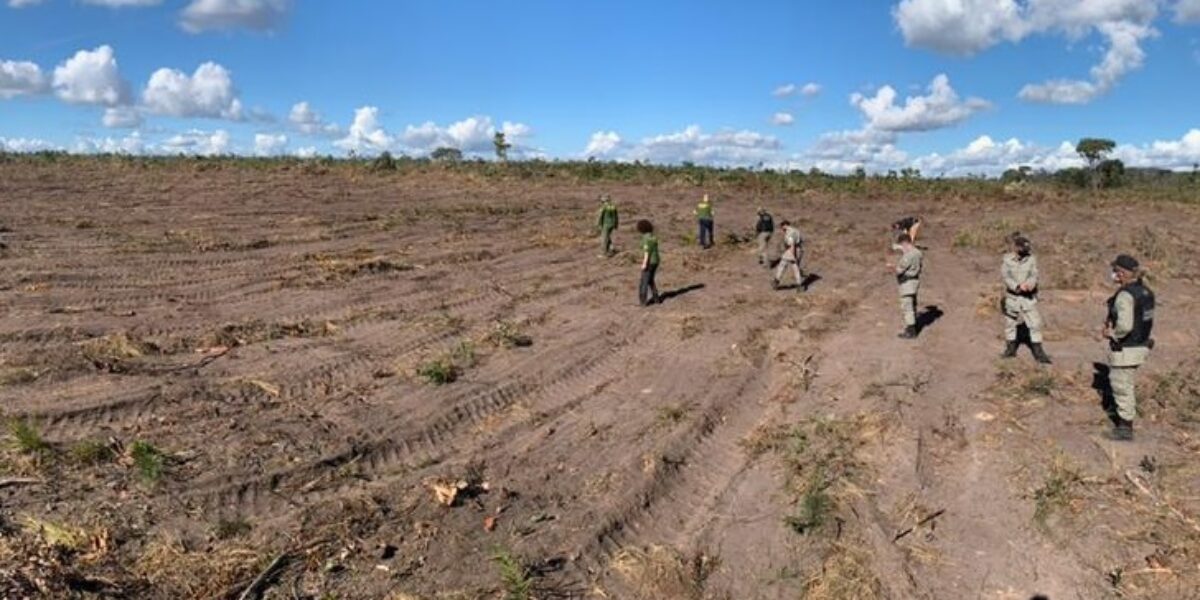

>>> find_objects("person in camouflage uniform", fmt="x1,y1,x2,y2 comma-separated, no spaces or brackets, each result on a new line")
1000,233,1051,364
695,194,714,249
637,220,661,306
1104,254,1155,441
893,233,923,339
597,194,619,256
772,220,804,291
754,207,774,266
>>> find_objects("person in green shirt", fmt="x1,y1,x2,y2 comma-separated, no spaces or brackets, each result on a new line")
637,219,661,306
597,194,619,257
695,194,714,249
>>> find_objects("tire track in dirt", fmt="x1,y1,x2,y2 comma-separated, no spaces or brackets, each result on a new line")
177,324,647,515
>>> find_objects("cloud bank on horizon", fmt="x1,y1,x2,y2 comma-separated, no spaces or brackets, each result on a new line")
3,0,1200,175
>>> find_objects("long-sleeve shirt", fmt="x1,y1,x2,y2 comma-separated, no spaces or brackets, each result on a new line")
896,247,923,296
598,204,618,229
1002,253,1038,295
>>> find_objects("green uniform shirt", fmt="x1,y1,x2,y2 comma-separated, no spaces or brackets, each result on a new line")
896,246,923,296
641,233,660,266
695,201,713,220
598,203,619,229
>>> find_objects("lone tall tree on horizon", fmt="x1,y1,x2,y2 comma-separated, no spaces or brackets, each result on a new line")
493,132,511,162
1076,138,1116,191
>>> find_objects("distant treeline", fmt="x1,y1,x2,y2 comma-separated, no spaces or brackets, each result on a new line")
3,149,1198,201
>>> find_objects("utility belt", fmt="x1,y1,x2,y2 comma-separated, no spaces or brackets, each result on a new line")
896,274,919,284
1109,337,1155,352
1005,287,1038,299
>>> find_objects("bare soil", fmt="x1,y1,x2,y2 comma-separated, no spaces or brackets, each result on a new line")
1,162,1198,599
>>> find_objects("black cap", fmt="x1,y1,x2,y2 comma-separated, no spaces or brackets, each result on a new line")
1111,254,1139,271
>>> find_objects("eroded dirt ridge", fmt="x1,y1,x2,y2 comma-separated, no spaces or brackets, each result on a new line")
1,163,1199,599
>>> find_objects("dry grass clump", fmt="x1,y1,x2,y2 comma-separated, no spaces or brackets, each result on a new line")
801,542,883,600
79,333,158,372
134,536,266,599
1032,453,1083,529
296,248,412,285
484,320,533,348
200,318,336,348
0,366,39,387
611,545,718,600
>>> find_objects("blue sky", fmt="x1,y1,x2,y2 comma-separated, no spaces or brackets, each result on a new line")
2,0,1200,174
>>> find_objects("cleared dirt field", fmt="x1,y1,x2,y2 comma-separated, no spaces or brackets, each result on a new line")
2,161,1199,599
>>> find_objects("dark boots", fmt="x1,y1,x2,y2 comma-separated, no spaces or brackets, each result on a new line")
898,326,917,339
1111,417,1134,441
1000,341,1052,364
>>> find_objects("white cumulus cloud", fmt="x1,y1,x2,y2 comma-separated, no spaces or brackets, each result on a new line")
1177,0,1200,22
0,136,58,152
584,131,622,158
801,82,822,97
590,125,783,166
0,59,48,98
254,132,287,156
288,101,339,136
102,106,143,128
894,0,1161,104
143,61,243,120
334,106,394,154
7,0,46,7
771,112,795,126
772,83,797,98
397,115,537,157
53,45,131,106
180,0,292,33
162,129,231,155
72,131,147,155
851,74,989,132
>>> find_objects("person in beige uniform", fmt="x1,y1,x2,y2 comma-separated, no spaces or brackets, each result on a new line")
1000,234,1051,364
1104,254,1155,441
893,233,923,339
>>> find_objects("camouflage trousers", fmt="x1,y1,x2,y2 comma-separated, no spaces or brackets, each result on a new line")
1109,365,1139,422
600,226,615,255
899,294,917,327
756,231,772,265
1003,296,1044,343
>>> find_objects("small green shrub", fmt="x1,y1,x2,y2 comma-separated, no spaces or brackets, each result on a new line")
7,419,49,455
130,440,165,483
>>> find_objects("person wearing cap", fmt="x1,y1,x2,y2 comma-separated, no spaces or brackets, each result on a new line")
695,194,715,249
754,207,774,266
637,219,661,306
597,194,619,257
1001,233,1051,363
772,220,804,291
892,233,923,339
1104,254,1155,441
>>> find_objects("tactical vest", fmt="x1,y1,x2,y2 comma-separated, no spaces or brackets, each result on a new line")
1107,281,1155,348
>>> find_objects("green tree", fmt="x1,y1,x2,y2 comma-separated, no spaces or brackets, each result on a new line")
1097,158,1125,188
431,147,463,163
493,132,511,162
1075,138,1116,190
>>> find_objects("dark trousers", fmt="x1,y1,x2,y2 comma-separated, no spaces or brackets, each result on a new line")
639,264,659,305
698,218,714,248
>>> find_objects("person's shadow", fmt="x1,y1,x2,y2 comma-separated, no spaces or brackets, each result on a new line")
658,283,705,303
1092,362,1120,425
916,305,944,333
